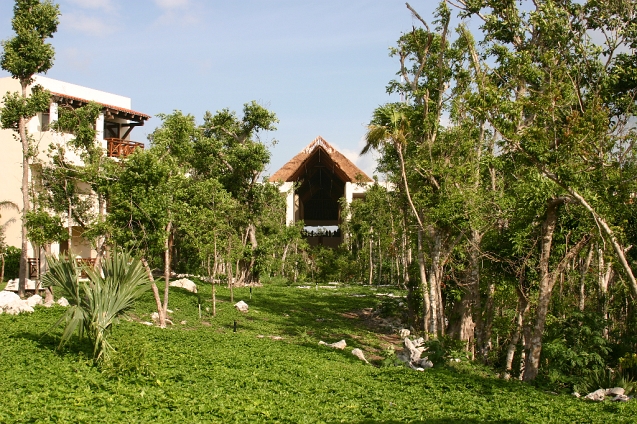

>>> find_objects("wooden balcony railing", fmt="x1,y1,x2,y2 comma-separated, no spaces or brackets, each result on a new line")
106,138,144,158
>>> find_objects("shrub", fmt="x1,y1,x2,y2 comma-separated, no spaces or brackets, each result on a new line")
42,250,151,362
2,246,20,280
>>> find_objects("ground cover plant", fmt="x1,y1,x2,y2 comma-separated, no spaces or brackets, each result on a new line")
0,280,635,423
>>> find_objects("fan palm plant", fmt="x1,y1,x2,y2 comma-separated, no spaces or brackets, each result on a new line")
42,250,151,361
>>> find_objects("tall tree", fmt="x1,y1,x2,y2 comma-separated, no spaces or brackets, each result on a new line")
0,0,60,297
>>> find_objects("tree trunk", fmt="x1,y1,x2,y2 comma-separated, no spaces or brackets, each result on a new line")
18,83,29,298
579,245,594,311
368,230,373,285
523,198,591,381
142,257,165,327
417,226,430,335
504,287,530,379
597,247,614,339
162,221,173,322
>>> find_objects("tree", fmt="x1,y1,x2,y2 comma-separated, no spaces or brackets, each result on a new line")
453,0,637,380
0,200,20,283
0,0,60,297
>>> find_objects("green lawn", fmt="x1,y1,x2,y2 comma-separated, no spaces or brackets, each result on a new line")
0,280,634,423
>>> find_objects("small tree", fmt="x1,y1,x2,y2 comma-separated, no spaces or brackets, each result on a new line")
0,0,60,297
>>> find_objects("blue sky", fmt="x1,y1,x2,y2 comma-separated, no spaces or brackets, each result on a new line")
0,0,445,177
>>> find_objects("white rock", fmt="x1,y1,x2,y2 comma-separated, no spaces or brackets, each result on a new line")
57,297,70,307
151,312,160,322
0,290,35,314
399,328,411,338
584,389,607,401
318,340,347,350
352,348,369,364
234,300,249,312
142,321,154,326
612,394,631,402
26,294,43,307
606,387,625,396
4,279,18,291
169,278,198,293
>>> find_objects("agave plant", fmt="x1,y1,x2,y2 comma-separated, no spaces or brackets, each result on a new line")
42,250,151,361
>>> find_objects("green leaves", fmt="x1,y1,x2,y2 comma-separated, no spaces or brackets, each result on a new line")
0,84,50,131
42,250,151,361
0,0,60,84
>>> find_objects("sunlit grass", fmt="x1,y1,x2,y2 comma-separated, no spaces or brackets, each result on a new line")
0,279,634,423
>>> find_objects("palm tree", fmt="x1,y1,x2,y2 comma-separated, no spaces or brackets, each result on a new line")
0,201,19,284
42,250,151,361
362,103,423,230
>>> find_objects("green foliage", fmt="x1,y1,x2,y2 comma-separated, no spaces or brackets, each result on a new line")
575,368,636,396
542,311,611,389
424,336,469,367
42,250,151,361
2,246,21,279
24,209,67,245
1,281,634,422
0,0,60,84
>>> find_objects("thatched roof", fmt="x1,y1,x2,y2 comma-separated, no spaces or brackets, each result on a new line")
269,136,372,183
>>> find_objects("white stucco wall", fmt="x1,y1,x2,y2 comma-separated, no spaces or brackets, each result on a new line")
0,76,135,256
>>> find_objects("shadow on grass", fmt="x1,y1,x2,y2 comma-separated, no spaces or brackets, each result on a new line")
13,330,95,360
356,420,521,424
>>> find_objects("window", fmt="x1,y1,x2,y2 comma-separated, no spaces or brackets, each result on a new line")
41,112,50,131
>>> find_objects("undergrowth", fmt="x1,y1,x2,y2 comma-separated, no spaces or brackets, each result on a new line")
0,279,634,423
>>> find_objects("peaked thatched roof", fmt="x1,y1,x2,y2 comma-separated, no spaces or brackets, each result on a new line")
269,136,372,183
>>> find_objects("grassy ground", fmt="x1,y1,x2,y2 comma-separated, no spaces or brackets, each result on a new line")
0,279,635,423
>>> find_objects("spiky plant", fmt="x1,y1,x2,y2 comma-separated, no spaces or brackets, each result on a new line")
43,250,150,361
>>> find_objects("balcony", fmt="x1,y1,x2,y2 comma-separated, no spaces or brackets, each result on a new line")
106,138,144,158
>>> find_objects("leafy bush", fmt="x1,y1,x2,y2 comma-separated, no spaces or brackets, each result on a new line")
574,368,635,396
424,336,468,367
541,311,610,389
2,245,20,280
42,250,151,361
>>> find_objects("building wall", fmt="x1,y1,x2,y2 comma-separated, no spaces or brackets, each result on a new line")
0,76,135,258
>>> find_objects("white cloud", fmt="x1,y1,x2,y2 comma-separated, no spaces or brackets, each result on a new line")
338,138,379,179
152,0,199,27
66,0,116,12
61,13,113,36
154,0,189,10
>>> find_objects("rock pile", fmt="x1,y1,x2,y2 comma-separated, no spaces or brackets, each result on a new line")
318,339,347,350
0,290,68,314
580,387,632,402
396,335,433,371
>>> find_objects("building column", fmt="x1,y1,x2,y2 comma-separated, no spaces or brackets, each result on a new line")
96,113,105,149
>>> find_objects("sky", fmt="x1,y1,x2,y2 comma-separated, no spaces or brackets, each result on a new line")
0,0,446,178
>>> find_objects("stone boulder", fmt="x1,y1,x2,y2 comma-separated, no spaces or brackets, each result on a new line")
319,339,347,350
396,337,433,371
352,348,369,364
0,290,35,315
234,300,249,312
169,278,198,293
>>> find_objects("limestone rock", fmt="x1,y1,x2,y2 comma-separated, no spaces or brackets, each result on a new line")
169,278,197,293
606,387,625,396
26,294,43,307
396,336,433,370
398,328,410,338
584,389,607,402
318,339,347,350
352,348,369,364
57,297,70,307
234,300,249,312
612,394,631,402
0,290,35,315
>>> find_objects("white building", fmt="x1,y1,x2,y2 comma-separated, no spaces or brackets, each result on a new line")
269,136,377,247
0,76,149,277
